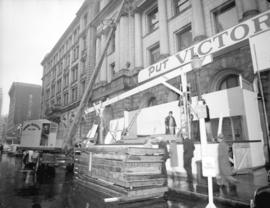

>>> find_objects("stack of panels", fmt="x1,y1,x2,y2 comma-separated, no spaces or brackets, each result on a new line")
74,146,168,200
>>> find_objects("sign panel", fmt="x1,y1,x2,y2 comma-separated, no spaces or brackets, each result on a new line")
249,29,270,72
201,145,219,177
138,10,270,82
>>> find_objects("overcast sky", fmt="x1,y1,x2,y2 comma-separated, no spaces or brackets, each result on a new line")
0,0,84,116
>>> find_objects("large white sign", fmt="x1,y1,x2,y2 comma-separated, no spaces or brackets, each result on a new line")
249,29,270,72
138,10,270,82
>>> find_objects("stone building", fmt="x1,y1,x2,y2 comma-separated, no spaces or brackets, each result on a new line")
41,0,99,143
86,0,270,144
41,0,270,160
6,82,42,143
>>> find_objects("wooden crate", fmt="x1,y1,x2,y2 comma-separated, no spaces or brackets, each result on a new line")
74,145,168,201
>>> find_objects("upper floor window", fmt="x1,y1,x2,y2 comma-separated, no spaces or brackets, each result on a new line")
176,24,192,51
66,53,70,67
173,0,190,15
51,84,55,96
147,6,159,33
219,74,239,90
46,89,50,100
56,96,61,105
73,45,79,62
149,43,160,64
81,81,86,96
64,92,69,105
72,65,78,82
57,79,62,93
84,13,88,27
108,32,115,54
213,1,238,33
64,72,69,87
82,36,87,50
71,87,78,102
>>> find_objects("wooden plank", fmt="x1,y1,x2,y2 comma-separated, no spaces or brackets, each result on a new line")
80,146,165,155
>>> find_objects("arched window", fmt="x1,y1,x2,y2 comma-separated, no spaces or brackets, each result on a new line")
219,74,239,90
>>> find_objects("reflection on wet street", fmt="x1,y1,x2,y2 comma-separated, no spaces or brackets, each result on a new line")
0,154,228,208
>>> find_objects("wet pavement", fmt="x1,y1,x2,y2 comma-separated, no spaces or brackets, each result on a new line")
0,154,233,208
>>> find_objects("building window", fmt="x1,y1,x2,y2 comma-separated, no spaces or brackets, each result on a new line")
71,87,78,102
64,72,69,87
173,0,190,15
66,53,70,67
64,92,69,105
51,84,55,96
84,13,88,27
110,62,115,76
59,61,63,74
46,89,50,100
147,6,159,33
213,1,238,33
176,24,192,51
57,79,62,93
72,65,78,82
52,68,56,78
81,60,86,72
83,36,87,50
56,96,61,105
149,43,160,64
73,45,79,62
219,74,239,90
81,81,86,95
108,33,115,54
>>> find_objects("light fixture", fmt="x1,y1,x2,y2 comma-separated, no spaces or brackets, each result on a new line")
191,54,203,70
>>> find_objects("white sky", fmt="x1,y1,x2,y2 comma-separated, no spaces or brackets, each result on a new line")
0,0,84,116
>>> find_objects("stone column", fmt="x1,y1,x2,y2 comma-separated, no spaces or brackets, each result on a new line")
191,0,207,42
158,0,170,57
134,12,143,69
119,14,129,70
115,25,120,73
240,0,259,19
128,14,135,70
100,33,107,81
95,36,101,66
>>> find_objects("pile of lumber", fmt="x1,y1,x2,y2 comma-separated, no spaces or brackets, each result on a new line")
74,145,168,201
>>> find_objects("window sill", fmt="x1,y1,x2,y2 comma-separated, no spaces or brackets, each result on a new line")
142,27,159,39
168,6,191,21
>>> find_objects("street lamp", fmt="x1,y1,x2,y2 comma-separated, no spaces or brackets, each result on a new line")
191,54,203,101
191,55,217,208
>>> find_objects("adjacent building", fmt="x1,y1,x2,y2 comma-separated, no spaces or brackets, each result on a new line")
41,0,270,170
41,0,99,143
6,82,42,143
0,88,3,143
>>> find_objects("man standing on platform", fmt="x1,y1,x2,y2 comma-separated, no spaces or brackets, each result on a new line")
183,134,195,183
165,111,176,135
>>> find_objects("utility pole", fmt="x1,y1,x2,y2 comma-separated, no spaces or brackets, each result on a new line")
64,0,127,152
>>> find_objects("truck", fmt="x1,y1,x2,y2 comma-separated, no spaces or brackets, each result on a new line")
18,119,71,173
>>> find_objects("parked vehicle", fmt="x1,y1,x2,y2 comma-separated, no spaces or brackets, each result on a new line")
250,170,270,208
18,119,72,172
7,144,22,157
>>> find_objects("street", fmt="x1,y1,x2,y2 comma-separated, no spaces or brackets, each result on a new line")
0,153,236,208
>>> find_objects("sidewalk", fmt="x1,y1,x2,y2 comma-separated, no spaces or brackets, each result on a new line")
167,167,268,207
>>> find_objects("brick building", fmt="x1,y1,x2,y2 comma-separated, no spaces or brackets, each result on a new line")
6,82,41,143
41,0,270,163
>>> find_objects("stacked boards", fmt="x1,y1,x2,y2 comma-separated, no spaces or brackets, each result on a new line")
74,145,168,201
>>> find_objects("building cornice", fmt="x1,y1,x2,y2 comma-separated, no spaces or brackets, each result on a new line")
91,0,120,27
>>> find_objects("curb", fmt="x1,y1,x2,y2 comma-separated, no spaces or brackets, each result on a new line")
167,188,250,208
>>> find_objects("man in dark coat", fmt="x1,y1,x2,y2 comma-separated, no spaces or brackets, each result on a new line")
183,135,195,183
165,111,176,135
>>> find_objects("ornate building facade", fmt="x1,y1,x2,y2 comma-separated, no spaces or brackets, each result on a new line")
41,0,270,150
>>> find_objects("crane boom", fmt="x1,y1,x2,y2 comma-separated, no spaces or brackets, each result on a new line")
65,0,126,151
